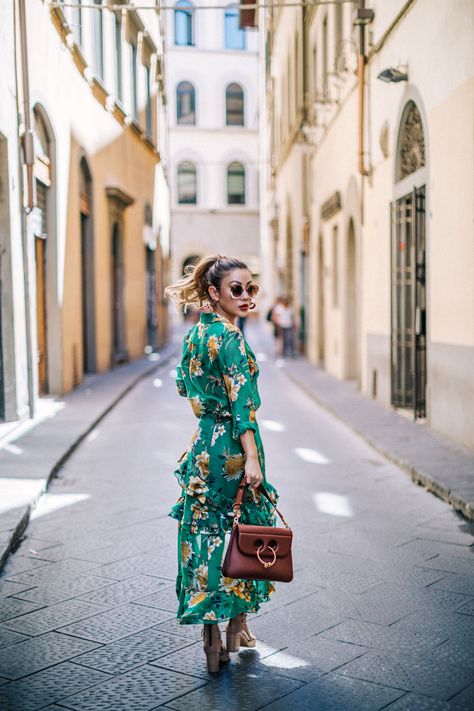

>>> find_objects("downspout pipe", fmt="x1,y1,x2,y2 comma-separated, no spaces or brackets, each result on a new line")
19,0,34,211
358,0,371,177
16,0,36,417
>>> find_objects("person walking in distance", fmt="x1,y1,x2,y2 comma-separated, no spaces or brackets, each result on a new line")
272,296,295,357
164,255,279,673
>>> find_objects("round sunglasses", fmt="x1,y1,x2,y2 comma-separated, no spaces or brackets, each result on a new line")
227,283,260,300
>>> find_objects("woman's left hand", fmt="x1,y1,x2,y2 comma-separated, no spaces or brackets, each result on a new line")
244,455,263,488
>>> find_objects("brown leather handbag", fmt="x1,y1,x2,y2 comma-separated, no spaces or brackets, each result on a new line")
222,480,293,583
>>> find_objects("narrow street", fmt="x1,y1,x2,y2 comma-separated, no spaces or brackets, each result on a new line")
0,322,473,710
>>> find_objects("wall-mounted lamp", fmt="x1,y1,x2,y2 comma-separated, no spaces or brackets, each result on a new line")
377,67,408,83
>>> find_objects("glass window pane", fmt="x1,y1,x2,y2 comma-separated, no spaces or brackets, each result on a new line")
114,14,122,101
177,81,195,124
93,0,104,80
130,43,138,120
227,162,245,204
178,162,197,204
225,8,245,50
175,1,193,46
226,83,244,125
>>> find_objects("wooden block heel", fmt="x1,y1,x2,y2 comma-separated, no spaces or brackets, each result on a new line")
226,613,256,651
226,631,241,652
204,650,220,673
202,624,229,673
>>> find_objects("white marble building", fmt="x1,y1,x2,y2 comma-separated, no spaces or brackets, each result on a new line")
164,1,260,285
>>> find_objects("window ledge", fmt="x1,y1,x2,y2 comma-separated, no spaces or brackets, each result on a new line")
126,117,144,138
143,135,158,154
108,99,127,125
50,6,70,41
91,76,109,107
68,40,88,75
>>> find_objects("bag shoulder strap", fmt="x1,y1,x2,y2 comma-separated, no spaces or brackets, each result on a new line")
233,479,290,529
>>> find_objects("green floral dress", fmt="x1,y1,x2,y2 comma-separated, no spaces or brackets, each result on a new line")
169,310,279,625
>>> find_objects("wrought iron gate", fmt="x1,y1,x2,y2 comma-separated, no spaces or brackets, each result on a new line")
390,185,426,419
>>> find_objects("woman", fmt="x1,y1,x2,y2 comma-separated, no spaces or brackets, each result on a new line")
165,255,279,673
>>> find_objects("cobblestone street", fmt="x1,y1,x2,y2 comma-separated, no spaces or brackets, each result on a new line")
1,323,474,710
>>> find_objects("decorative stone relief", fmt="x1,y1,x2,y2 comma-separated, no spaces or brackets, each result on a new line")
398,101,425,180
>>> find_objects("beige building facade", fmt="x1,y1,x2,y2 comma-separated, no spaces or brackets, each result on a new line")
0,0,171,426
260,0,474,449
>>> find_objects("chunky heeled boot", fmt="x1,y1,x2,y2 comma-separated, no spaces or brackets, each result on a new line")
226,613,257,652
202,624,230,673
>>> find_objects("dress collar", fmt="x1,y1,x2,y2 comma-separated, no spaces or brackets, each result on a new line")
199,310,232,325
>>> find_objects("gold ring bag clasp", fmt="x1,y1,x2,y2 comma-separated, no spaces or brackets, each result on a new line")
256,544,277,568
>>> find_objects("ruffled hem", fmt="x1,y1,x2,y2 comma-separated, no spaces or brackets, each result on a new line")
176,580,275,625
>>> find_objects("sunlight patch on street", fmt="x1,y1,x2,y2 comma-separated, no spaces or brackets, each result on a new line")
85,428,100,443
261,419,286,432
0,479,44,514
3,443,23,455
313,492,353,517
260,648,311,670
295,447,330,464
31,492,90,520
152,378,163,388
0,398,66,452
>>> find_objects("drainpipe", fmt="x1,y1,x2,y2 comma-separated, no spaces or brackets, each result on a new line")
357,0,373,177
16,0,36,417
19,0,34,210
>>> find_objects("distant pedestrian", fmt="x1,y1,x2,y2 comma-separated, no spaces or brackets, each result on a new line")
272,296,295,357
164,254,280,673
237,314,247,334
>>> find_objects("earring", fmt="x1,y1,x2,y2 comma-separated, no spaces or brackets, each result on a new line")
249,300,256,310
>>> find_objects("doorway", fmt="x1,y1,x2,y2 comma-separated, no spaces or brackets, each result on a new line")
317,235,325,364
146,246,158,350
111,222,127,363
79,158,96,374
346,218,358,380
35,233,48,394
390,185,426,418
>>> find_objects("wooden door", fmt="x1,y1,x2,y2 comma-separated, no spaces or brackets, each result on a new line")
35,236,47,394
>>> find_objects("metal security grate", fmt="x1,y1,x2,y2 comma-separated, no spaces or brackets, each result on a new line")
390,185,426,419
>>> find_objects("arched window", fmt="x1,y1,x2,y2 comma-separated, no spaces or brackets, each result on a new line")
396,100,425,181
227,162,245,204
175,1,194,46
177,161,197,204
226,83,244,126
225,6,245,50
176,81,196,124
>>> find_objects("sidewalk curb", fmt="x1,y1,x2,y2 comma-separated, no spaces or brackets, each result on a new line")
283,365,474,523
0,342,181,572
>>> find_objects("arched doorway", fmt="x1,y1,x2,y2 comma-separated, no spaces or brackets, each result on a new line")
106,186,134,365
346,218,358,380
32,108,51,394
317,234,325,364
79,157,96,373
391,99,427,419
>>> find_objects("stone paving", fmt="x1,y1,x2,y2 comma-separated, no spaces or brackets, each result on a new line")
0,321,473,710
0,337,181,570
284,358,474,522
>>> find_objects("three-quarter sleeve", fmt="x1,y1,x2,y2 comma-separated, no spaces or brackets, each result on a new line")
218,327,258,440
